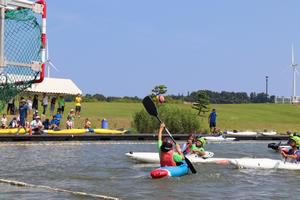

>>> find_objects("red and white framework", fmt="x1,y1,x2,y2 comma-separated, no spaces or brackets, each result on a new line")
0,0,47,83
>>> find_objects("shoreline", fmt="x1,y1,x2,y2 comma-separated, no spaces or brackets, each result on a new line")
0,134,289,142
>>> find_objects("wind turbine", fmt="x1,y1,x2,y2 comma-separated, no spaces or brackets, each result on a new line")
45,40,59,78
291,44,298,102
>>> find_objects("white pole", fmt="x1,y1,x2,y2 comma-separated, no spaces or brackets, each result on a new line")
47,65,50,77
291,44,297,102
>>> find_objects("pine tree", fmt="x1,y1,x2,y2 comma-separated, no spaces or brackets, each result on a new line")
192,91,210,117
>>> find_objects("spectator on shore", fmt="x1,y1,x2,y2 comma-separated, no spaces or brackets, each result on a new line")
30,115,43,135
17,99,29,134
66,116,73,129
50,96,56,116
32,94,38,112
7,98,15,115
50,115,60,130
57,96,65,114
208,109,217,134
42,93,48,116
84,118,93,132
32,110,38,120
75,94,82,118
42,118,50,130
9,117,18,128
27,96,33,115
1,114,8,129
54,109,62,126
68,109,75,127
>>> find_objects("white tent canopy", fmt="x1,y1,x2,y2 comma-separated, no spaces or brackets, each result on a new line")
25,77,82,96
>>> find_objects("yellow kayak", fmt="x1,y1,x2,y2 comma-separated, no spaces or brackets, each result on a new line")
93,129,126,134
0,128,29,135
45,128,126,135
45,129,87,135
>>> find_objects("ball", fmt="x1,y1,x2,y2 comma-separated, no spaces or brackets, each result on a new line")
158,95,165,103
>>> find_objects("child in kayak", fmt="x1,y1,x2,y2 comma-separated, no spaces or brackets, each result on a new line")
181,134,194,155
190,137,206,157
158,123,184,167
281,136,300,163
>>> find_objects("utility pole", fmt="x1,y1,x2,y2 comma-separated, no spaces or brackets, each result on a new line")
265,76,269,97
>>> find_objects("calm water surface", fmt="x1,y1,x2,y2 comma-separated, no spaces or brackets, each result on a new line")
0,141,298,200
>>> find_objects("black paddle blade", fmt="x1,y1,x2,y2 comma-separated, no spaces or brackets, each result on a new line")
142,96,158,117
185,157,197,174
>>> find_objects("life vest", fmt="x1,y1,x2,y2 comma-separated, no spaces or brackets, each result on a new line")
160,150,176,167
183,143,192,155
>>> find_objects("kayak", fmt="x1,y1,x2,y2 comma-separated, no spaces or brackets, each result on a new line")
230,158,300,170
203,135,236,142
93,129,126,134
150,160,189,179
0,128,29,135
45,129,87,135
225,131,257,136
125,152,230,164
260,131,277,136
45,128,126,135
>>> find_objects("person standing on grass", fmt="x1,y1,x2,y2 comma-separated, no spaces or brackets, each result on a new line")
17,99,28,134
57,96,65,114
7,98,14,115
42,93,48,116
75,94,82,118
50,96,56,116
27,96,33,115
32,94,38,112
208,108,217,133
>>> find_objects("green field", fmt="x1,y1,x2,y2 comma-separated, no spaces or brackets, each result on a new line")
55,102,300,133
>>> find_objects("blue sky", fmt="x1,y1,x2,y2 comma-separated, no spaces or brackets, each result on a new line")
47,1,300,97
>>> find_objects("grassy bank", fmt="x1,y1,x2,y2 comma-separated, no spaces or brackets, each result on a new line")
64,102,300,133
6,102,300,133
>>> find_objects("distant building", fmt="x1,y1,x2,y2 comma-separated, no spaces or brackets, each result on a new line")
275,96,300,104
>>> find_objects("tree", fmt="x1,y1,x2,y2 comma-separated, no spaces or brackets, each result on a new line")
151,85,167,96
192,91,210,117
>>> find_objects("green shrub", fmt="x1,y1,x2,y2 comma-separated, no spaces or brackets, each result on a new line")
133,104,201,133
132,109,158,133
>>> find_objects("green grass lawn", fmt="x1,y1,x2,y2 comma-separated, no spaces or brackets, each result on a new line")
64,102,300,133
6,102,300,133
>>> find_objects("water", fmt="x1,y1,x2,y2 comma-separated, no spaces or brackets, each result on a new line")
0,141,299,200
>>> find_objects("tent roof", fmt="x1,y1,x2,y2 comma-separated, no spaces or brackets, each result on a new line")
25,77,82,95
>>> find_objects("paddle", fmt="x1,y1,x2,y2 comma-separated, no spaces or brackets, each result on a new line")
268,141,281,151
142,96,197,174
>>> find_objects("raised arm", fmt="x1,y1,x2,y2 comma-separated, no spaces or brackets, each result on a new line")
158,123,165,141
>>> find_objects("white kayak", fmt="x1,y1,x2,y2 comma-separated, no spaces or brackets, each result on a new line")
125,151,230,164
225,131,257,136
260,131,277,136
230,158,300,170
203,135,236,142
